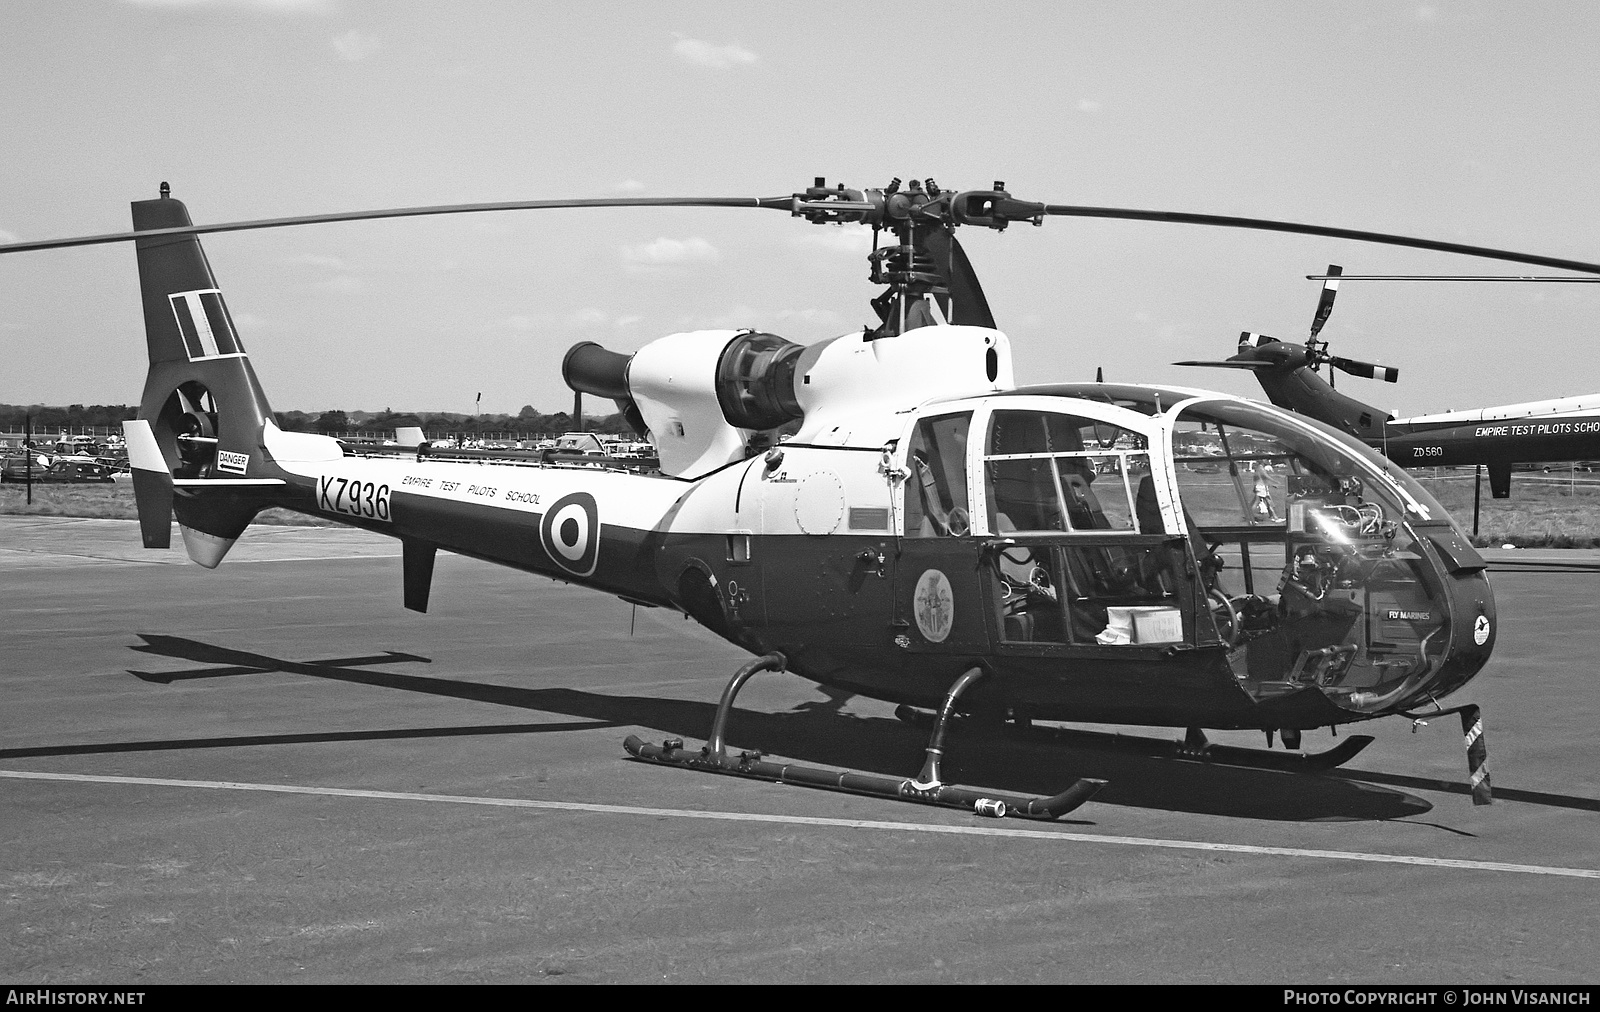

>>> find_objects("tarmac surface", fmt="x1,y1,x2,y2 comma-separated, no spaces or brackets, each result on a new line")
2,516,1597,984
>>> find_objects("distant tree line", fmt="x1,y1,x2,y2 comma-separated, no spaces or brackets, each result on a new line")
0,404,138,432
0,403,635,436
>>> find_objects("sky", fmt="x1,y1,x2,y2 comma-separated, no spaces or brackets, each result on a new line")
3,1,1599,418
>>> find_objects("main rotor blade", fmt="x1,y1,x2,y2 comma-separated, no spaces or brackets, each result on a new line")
1328,356,1400,383
1307,274,1600,282
0,195,795,255
1032,203,1600,275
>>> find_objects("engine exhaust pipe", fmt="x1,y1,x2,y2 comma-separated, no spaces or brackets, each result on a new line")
562,341,646,435
562,341,631,400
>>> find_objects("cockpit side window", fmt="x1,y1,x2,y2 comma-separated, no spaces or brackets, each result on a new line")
1171,416,1304,527
903,412,973,537
984,410,1151,534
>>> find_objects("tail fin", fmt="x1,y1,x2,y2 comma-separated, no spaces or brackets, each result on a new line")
130,187,282,564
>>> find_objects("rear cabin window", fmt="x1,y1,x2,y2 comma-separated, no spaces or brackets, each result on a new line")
982,409,1181,648
904,412,973,537
984,410,1152,535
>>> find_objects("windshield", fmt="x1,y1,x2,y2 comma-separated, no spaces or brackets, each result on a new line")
1172,398,1455,713
1173,398,1442,528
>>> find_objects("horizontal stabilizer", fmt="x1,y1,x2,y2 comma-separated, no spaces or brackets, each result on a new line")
172,478,287,488
1174,359,1273,370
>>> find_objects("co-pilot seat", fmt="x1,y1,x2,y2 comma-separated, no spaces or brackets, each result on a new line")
994,513,1063,642
1058,466,1128,602
1137,474,1221,589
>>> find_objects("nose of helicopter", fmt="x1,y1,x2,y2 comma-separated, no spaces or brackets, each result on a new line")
1337,523,1495,715
1413,527,1496,702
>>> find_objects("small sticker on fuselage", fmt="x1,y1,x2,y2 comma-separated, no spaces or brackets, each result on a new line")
216,450,249,475
1386,609,1432,621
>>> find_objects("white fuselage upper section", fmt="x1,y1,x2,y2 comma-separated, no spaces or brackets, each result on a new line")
629,325,1016,479
1395,392,1600,427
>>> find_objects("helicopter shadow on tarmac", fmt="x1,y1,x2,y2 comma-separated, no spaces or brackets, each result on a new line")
13,632,1463,823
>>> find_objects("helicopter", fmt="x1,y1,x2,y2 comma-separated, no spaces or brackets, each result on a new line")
1179,265,1600,499
8,178,1597,819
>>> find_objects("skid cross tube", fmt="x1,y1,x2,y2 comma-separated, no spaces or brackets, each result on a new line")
706,652,789,757
910,665,988,791
623,656,1106,821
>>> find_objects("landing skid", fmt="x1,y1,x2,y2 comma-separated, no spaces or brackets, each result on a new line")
625,655,1107,821
893,707,1376,775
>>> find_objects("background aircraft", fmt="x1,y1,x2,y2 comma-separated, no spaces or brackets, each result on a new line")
1179,267,1600,498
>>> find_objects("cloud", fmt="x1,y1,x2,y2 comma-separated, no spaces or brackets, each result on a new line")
318,275,362,294
290,252,347,270
230,312,268,330
0,228,19,244
620,236,719,266
288,251,358,291
566,308,609,327
615,179,647,193
1414,5,1439,21
789,224,874,255
496,310,642,332
672,35,758,69
674,305,851,332
331,29,380,61
1076,99,1102,114
124,0,337,12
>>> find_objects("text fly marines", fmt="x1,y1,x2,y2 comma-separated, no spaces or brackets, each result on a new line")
7,177,1591,817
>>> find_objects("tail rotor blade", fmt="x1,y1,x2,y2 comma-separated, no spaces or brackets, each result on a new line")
1329,356,1399,383
1309,264,1341,340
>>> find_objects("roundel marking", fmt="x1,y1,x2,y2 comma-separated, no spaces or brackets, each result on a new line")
540,492,600,577
1473,614,1491,646
913,569,954,643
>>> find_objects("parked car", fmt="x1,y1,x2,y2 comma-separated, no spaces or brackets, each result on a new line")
1,459,116,483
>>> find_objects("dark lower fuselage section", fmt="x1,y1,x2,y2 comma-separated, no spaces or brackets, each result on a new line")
231,476,1484,734
654,529,1402,732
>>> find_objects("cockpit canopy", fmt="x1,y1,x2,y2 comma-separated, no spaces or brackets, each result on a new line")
893,386,1474,717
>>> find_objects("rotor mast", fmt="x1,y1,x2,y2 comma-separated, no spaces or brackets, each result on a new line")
790,177,1027,338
